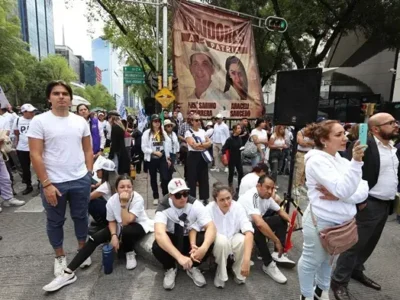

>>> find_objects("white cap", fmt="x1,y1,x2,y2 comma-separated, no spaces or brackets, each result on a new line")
206,121,213,127
163,119,175,128
168,178,190,194
216,114,223,119
20,104,36,113
95,159,115,172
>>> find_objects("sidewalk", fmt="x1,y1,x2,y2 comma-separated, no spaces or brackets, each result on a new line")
0,167,399,300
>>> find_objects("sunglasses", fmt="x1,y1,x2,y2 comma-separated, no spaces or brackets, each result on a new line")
152,119,161,123
165,124,173,128
193,119,201,122
174,191,189,199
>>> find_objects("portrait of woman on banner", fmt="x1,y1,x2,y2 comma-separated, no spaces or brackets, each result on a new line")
223,56,249,100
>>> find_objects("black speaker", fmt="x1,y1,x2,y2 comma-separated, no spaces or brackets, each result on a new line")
274,68,322,127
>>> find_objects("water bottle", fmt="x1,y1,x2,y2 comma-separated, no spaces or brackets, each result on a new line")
102,244,114,274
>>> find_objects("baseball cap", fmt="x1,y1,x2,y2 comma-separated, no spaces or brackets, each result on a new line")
21,104,37,113
98,112,105,116
95,159,115,172
216,114,223,119
168,178,190,194
206,121,213,127
151,114,161,121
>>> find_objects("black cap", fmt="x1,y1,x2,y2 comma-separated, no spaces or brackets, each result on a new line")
108,110,120,117
151,114,161,121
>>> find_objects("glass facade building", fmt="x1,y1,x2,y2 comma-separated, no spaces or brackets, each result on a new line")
18,0,55,60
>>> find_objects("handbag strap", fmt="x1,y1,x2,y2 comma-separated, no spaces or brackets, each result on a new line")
309,204,319,228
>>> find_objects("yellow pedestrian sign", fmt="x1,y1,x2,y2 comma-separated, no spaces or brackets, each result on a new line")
155,88,175,108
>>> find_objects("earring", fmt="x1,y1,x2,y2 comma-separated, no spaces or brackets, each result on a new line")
323,143,327,148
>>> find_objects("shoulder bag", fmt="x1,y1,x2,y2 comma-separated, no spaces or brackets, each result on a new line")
189,129,213,163
310,205,358,259
242,137,258,158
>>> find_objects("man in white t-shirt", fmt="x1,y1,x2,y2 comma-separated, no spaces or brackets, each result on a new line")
152,178,216,290
238,175,295,284
27,81,94,277
13,103,37,195
211,114,230,172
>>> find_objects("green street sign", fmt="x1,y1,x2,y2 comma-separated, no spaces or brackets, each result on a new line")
124,66,145,85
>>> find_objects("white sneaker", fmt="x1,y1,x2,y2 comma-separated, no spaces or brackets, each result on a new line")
224,167,228,173
54,256,68,277
262,261,287,284
214,273,225,288
163,268,177,290
271,252,296,269
233,273,246,285
153,199,159,206
186,267,206,287
126,251,137,270
43,271,77,292
292,188,300,197
2,198,25,207
314,288,330,300
0,206,2,213
210,168,219,172
299,186,308,195
79,256,92,269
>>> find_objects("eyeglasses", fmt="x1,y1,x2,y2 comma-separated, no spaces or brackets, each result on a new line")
193,119,201,122
376,120,399,127
174,191,189,199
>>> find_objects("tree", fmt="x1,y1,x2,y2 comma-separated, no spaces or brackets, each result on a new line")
73,83,116,111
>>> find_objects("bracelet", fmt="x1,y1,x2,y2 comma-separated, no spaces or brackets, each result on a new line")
111,233,117,237
43,183,53,189
42,178,50,185
120,205,127,209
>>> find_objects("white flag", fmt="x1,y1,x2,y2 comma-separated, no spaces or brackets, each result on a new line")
0,86,10,109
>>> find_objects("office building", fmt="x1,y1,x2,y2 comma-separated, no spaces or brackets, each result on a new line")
92,37,124,101
55,45,81,78
18,0,55,60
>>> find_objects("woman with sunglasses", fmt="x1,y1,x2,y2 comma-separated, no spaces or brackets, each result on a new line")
185,114,212,203
43,175,152,292
142,114,172,206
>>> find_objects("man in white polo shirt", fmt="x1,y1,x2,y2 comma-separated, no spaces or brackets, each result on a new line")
238,174,295,284
28,80,93,277
211,114,230,172
152,178,216,290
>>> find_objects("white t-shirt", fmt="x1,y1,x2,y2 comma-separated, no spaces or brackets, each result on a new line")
239,172,260,197
154,198,211,235
0,115,11,131
205,201,253,239
27,111,90,183
270,133,286,148
238,187,280,221
95,182,112,201
12,116,32,151
106,191,151,235
185,128,207,152
251,128,268,149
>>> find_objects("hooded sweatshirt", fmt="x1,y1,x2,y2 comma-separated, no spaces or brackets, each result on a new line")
304,149,369,224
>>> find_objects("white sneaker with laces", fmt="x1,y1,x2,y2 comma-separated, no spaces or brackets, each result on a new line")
262,261,287,284
210,168,219,172
43,271,77,292
79,256,92,269
314,289,330,300
233,273,246,285
54,256,68,277
271,252,296,269
2,198,25,207
163,268,177,290
187,267,206,287
126,251,137,270
213,273,225,288
153,199,159,206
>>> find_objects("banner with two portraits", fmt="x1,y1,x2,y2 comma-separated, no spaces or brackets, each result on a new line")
173,1,264,119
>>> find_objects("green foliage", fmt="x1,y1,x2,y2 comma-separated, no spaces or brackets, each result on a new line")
73,83,116,111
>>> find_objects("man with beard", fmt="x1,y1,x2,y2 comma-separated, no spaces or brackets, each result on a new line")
330,113,400,300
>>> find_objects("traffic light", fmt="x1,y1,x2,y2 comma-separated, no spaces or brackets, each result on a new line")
168,76,173,91
172,77,178,90
158,75,162,90
265,16,288,33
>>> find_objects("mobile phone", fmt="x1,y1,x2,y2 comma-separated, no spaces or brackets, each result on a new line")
358,123,368,146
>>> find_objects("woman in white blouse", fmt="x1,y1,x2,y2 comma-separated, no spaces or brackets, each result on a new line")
43,175,152,292
193,184,254,288
250,118,269,167
297,120,369,300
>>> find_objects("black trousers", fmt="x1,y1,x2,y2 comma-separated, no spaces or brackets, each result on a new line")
68,223,146,271
152,231,212,270
16,150,31,186
269,149,284,183
187,151,209,201
88,198,107,225
253,215,288,267
148,157,169,199
332,197,390,285
228,154,243,187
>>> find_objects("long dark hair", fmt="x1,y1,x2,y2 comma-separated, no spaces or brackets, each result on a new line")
101,169,118,195
150,116,165,141
223,56,248,99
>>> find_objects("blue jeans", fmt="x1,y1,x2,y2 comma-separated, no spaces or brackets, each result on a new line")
297,206,338,298
41,173,91,249
251,153,261,167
